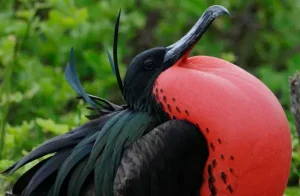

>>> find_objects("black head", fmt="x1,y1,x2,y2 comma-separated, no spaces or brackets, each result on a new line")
121,6,229,114
123,47,167,112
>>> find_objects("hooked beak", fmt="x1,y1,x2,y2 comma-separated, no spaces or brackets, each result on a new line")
163,5,230,67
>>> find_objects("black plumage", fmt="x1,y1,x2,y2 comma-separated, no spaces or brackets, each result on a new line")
114,120,208,196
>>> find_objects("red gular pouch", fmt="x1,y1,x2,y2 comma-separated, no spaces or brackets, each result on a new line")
153,55,291,196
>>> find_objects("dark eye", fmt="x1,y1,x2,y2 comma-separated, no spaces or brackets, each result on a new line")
144,59,156,70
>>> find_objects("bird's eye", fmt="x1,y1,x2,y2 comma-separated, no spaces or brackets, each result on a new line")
143,59,156,70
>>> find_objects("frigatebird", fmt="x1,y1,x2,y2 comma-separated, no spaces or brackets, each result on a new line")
2,5,291,196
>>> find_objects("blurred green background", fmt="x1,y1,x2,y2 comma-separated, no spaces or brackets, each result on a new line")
0,0,299,195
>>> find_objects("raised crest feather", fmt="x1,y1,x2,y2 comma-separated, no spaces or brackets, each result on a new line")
65,48,101,114
111,10,124,95
68,10,125,118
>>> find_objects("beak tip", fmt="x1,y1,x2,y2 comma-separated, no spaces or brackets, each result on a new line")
163,5,231,66
207,5,231,17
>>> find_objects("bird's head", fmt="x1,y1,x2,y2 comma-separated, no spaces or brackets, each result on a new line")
123,46,166,112
123,6,229,115
120,5,291,195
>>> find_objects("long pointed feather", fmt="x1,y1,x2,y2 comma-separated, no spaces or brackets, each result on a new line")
1,141,78,175
71,163,94,196
106,50,116,76
112,10,124,94
94,112,158,196
67,157,89,196
86,94,123,111
69,111,125,196
65,48,101,114
22,149,72,196
60,128,108,196
12,158,50,195
51,114,118,196
53,144,93,196
1,117,108,175
77,94,120,111
86,111,126,172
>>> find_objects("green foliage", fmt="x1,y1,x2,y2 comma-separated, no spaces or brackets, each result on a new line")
0,0,299,195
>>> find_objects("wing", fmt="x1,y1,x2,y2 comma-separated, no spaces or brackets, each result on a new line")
113,120,209,196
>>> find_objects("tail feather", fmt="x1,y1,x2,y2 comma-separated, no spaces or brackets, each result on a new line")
1,113,116,196
22,149,72,196
52,144,93,195
11,158,50,195
1,116,109,176
67,157,89,196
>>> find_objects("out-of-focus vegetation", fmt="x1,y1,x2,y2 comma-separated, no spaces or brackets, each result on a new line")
0,0,299,195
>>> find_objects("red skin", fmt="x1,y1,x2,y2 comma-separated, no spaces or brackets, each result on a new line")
153,56,291,196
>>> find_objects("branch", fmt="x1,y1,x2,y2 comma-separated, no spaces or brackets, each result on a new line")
290,71,300,137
